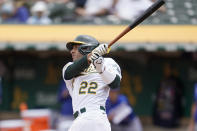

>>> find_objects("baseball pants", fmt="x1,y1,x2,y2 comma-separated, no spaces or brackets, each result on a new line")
69,110,111,131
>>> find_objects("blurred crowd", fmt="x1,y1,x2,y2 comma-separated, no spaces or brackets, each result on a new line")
0,0,166,24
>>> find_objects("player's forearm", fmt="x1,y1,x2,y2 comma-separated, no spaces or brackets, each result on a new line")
64,55,89,80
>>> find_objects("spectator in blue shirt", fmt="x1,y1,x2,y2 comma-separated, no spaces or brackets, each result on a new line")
57,80,73,117
0,0,29,23
12,0,29,23
56,80,73,130
188,83,197,131
106,89,143,131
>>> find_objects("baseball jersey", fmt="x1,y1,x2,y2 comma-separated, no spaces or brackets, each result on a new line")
62,58,121,113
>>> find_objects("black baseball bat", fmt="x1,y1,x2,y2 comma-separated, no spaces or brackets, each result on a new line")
108,0,165,47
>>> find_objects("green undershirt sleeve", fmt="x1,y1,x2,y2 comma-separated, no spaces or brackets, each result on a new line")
108,75,121,89
64,55,89,80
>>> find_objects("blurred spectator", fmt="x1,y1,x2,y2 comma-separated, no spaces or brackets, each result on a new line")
106,89,143,131
46,0,76,23
57,80,73,130
27,1,52,24
75,0,86,8
111,0,166,21
188,83,197,131
75,0,113,17
12,0,29,23
0,0,29,23
0,1,15,23
57,80,73,118
45,0,70,3
152,64,184,128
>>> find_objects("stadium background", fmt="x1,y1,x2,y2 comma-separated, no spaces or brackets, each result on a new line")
0,0,197,131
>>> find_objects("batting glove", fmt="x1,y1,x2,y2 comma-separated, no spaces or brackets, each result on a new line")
90,43,108,63
92,56,105,73
92,43,108,56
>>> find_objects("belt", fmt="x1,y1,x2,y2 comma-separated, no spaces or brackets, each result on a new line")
73,106,106,119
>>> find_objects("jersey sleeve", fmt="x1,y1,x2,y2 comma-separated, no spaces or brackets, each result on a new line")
100,58,121,86
106,58,122,79
62,62,73,97
104,58,122,80
62,62,73,79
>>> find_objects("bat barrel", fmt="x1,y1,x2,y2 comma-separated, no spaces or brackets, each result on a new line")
129,0,165,29
108,0,165,48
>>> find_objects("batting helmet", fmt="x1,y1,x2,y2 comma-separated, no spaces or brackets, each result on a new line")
66,35,99,55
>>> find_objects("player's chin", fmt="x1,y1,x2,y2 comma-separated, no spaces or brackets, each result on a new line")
72,55,76,60
72,56,78,61
73,55,83,61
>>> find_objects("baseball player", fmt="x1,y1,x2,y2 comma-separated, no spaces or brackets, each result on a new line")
62,35,122,131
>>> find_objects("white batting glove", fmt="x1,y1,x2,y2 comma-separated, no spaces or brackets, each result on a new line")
90,43,108,63
92,43,108,56
92,56,105,73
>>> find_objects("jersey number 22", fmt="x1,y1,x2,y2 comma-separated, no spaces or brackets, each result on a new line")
79,81,98,94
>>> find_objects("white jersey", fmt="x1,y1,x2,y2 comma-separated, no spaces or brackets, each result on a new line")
62,58,121,113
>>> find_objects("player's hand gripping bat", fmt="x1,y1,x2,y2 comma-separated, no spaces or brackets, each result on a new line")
108,0,165,49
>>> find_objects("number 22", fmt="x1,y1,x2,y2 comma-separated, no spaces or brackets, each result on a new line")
79,81,98,94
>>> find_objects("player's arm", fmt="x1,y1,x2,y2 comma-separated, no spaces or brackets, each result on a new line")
64,55,89,80
89,44,121,89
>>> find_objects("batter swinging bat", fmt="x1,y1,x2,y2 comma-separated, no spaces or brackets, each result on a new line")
108,0,165,48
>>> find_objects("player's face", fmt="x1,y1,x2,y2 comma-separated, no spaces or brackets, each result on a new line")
70,45,83,61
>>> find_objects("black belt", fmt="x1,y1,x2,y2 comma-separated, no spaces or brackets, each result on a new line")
73,106,106,119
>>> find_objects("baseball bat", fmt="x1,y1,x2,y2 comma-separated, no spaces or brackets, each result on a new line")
108,0,165,48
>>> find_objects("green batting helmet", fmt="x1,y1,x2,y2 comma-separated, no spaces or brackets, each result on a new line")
66,35,99,55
